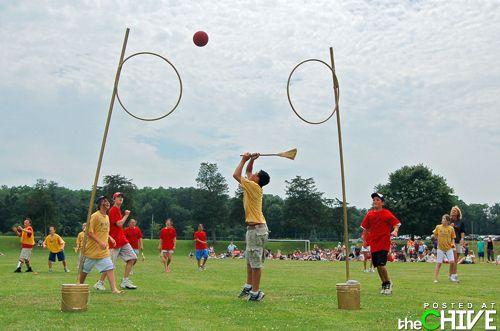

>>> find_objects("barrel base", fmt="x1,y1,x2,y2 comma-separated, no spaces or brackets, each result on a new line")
61,284,89,313
336,281,361,310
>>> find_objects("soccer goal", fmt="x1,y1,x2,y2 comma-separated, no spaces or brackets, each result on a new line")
267,239,311,252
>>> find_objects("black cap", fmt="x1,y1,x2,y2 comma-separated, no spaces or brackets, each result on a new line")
95,195,109,205
371,192,385,201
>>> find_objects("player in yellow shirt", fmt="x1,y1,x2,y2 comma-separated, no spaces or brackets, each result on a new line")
233,152,270,302
432,214,456,283
78,196,122,294
74,223,86,269
43,226,69,272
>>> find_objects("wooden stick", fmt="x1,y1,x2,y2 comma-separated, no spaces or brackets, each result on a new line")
77,28,130,283
330,47,350,282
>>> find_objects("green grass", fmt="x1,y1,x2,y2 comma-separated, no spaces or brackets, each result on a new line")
0,236,498,330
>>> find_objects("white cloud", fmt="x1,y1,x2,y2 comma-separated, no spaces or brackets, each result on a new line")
0,0,499,207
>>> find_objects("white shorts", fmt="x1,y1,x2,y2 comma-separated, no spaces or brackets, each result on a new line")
161,250,174,255
82,256,114,274
437,249,455,263
19,248,32,260
110,243,138,263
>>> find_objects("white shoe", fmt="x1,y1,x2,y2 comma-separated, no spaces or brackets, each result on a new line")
383,282,393,295
433,280,438,283
93,281,106,291
64,268,70,273
363,270,368,273
120,279,138,289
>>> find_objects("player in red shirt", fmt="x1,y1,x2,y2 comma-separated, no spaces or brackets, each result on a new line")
194,224,209,271
124,219,145,274
159,219,176,273
94,192,138,291
360,193,400,295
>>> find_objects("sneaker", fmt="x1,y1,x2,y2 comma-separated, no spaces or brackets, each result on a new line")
370,268,375,273
26,267,33,272
202,265,206,271
248,291,265,302
433,280,438,283
380,284,386,294
93,281,106,291
451,274,460,283
64,268,70,273
14,267,22,273
238,287,251,298
48,269,53,273
383,282,393,295
363,270,368,273
120,279,138,290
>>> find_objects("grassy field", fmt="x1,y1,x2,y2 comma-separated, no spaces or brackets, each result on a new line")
0,236,498,330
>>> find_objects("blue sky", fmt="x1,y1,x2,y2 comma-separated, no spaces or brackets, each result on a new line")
0,1,499,208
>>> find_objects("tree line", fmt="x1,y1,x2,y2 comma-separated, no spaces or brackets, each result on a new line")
0,164,498,241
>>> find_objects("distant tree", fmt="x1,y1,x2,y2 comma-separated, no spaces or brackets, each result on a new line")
375,164,454,236
194,163,229,242
284,176,328,239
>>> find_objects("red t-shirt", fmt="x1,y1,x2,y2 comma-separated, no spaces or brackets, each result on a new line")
108,205,129,248
361,208,400,253
194,231,208,250
160,227,176,250
124,226,143,250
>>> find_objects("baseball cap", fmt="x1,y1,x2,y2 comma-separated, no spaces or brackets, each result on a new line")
371,192,385,201
113,192,124,199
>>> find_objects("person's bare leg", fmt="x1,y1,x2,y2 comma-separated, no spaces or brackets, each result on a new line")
105,270,121,293
202,258,207,268
124,260,135,278
197,258,201,268
377,266,390,283
161,254,167,272
79,272,88,284
48,261,52,270
99,272,107,282
246,263,252,285
251,268,262,292
62,260,67,268
363,259,367,271
451,251,458,275
434,263,441,281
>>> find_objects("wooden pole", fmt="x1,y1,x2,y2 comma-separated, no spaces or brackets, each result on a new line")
329,47,350,282
77,28,130,283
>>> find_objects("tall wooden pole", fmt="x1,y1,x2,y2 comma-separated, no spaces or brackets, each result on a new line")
329,47,350,281
77,28,130,283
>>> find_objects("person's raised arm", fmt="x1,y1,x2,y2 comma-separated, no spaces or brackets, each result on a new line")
116,210,130,227
245,153,260,178
233,153,251,183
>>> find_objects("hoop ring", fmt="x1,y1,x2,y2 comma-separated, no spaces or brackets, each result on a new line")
287,59,340,125
116,52,183,121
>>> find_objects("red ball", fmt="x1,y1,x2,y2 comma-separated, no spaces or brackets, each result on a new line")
193,31,208,47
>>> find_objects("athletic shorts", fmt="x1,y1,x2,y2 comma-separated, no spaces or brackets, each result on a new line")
245,224,268,269
478,252,484,257
110,243,137,263
49,250,65,262
82,256,114,274
437,249,454,263
196,249,209,260
19,248,32,261
371,250,388,267
161,250,174,255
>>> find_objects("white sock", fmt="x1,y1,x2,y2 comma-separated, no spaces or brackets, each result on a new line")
244,283,252,289
16,261,21,268
250,290,259,295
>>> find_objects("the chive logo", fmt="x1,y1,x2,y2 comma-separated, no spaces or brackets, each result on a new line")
397,302,496,330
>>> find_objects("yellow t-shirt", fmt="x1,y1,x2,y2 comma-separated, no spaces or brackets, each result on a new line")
44,234,65,253
240,177,266,224
84,211,110,259
76,231,85,251
433,224,456,251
